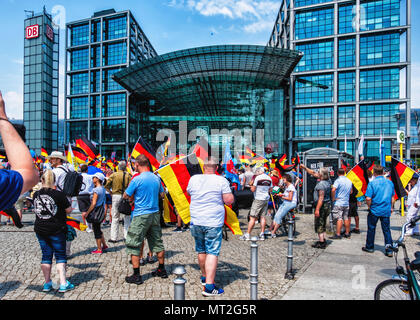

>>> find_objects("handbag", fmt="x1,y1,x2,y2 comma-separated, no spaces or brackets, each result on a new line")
118,172,132,216
86,205,105,224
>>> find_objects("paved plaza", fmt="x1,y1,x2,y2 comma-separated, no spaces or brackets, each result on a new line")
0,205,418,300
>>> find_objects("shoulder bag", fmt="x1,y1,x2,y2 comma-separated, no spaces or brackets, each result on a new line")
118,172,132,216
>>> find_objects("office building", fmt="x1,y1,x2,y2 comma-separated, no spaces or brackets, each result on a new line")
23,8,59,153
268,0,412,162
65,9,157,159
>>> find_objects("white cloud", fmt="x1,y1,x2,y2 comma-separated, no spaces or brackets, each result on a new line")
168,0,279,33
3,91,23,119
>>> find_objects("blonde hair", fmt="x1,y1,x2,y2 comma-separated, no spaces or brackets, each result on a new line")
41,170,56,189
319,168,330,181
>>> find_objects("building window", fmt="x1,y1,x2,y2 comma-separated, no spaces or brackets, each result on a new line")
90,120,100,142
102,119,126,143
360,68,400,101
338,72,356,102
103,15,127,41
90,71,100,93
294,107,334,137
70,72,89,95
70,97,89,119
90,96,100,118
360,0,400,31
91,45,101,68
70,48,89,71
102,68,125,92
338,38,356,68
359,104,399,136
365,140,392,160
295,7,334,40
91,20,101,43
103,41,127,66
296,141,333,152
295,73,334,105
68,121,88,142
360,33,400,66
338,106,355,136
102,93,126,117
339,3,355,34
70,24,89,46
295,40,334,72
295,0,331,8
338,141,354,156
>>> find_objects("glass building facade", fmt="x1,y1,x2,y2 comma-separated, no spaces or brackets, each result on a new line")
268,0,412,162
65,9,157,159
23,9,59,153
113,45,302,157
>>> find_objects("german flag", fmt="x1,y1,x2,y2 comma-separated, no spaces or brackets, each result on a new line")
239,155,251,164
131,136,160,171
245,146,257,158
40,148,48,158
390,158,415,200
346,160,370,198
76,136,99,160
193,137,211,162
66,216,87,232
163,194,177,224
278,154,287,166
157,154,242,235
72,146,89,163
89,158,101,168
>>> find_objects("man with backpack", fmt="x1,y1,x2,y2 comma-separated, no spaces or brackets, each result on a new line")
105,161,132,243
48,151,76,201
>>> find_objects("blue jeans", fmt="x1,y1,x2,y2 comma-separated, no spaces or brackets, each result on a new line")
365,212,393,253
190,225,223,257
36,232,67,264
273,202,296,225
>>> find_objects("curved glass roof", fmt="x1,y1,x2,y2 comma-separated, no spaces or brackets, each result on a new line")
113,45,302,115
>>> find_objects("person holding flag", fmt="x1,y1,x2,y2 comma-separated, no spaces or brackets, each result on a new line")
223,141,241,191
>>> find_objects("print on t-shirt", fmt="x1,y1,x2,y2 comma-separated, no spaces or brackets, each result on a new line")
34,194,58,220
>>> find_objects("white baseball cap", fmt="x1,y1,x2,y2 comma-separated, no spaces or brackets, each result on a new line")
92,172,105,182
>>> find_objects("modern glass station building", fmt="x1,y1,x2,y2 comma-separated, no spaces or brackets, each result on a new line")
65,9,157,158
113,45,302,156
268,0,412,162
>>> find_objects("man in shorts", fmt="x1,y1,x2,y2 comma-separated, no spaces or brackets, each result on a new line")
346,167,360,234
330,168,353,239
123,155,166,285
240,167,273,241
312,168,332,249
187,157,234,296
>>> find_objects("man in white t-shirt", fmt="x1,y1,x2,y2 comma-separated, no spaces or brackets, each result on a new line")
240,167,273,241
243,166,254,189
187,157,234,297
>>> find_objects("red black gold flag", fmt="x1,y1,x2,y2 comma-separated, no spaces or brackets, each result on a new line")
157,153,242,235
40,148,48,158
131,136,160,171
346,160,370,198
66,216,87,232
76,136,99,160
163,193,177,224
193,137,211,162
245,146,257,158
390,158,415,200
72,146,89,163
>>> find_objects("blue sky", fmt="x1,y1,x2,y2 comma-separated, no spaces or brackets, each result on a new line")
0,0,419,119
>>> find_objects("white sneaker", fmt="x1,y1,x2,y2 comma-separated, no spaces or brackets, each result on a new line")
86,227,93,233
239,233,250,241
259,233,265,241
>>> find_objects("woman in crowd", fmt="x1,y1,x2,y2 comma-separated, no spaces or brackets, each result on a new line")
270,174,297,237
33,170,74,293
84,172,108,254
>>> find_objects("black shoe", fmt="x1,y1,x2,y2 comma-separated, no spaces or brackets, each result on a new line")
312,241,327,249
172,227,183,233
152,268,168,278
343,233,351,239
362,247,374,253
330,234,342,240
385,251,393,258
108,239,118,244
125,274,143,285
351,228,361,234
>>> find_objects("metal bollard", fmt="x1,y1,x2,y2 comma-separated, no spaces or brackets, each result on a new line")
173,266,187,300
285,217,295,280
250,236,259,300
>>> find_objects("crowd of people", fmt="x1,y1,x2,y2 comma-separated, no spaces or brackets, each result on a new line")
1,90,419,298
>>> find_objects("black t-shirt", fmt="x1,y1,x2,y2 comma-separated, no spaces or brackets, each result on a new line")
33,188,70,237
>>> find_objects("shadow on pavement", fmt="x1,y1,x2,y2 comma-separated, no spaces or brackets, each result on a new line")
0,281,21,298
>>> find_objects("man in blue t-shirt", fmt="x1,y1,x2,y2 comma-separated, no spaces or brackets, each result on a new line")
123,155,166,285
0,91,38,216
363,165,395,257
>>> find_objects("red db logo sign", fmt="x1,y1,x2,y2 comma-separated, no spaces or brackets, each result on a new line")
26,25,40,39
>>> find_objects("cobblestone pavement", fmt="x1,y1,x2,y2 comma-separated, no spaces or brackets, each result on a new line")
0,206,418,300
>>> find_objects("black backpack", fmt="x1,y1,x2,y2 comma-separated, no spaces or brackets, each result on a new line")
58,167,84,197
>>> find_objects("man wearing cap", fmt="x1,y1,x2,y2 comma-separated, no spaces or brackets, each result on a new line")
48,151,74,196
406,173,420,236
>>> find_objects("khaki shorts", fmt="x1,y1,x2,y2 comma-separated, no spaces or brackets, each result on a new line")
314,203,330,234
125,212,165,256
250,199,269,218
332,205,349,223
15,195,26,211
